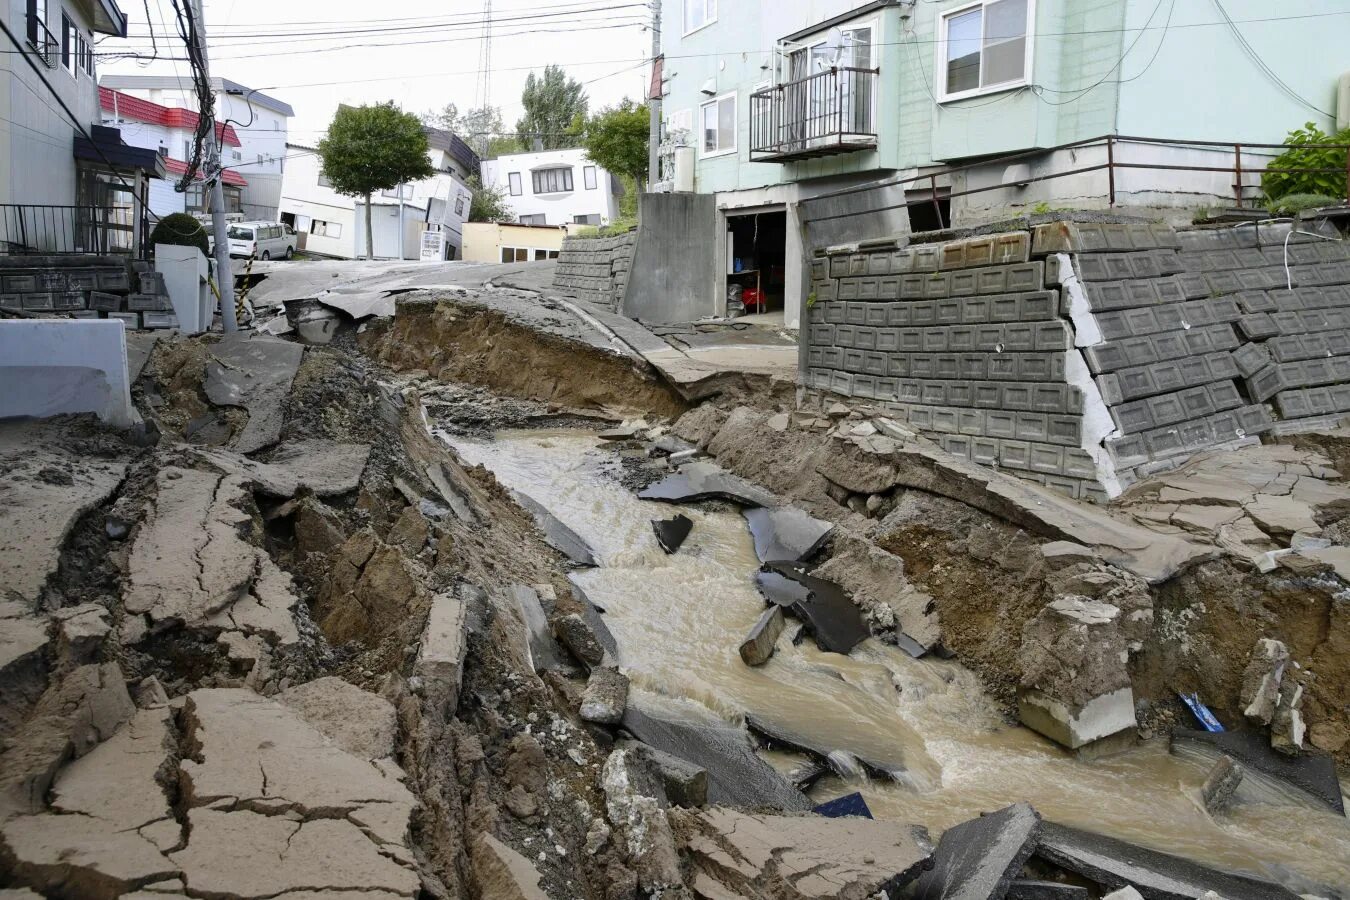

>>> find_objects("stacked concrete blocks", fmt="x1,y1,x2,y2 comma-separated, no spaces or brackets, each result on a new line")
0,256,176,330
552,231,638,311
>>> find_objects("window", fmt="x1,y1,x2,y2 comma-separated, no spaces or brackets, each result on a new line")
700,93,735,157
183,140,191,160
227,226,255,240
573,214,601,226
939,0,1031,100
60,13,73,74
583,166,597,190
232,151,242,161
25,0,47,50
683,0,715,34
532,167,573,194
508,172,522,196
318,172,332,188
310,219,342,239
518,214,547,226
453,195,466,216
500,247,531,263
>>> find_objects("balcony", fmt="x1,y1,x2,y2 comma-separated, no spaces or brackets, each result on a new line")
749,67,879,163
26,13,58,67
0,205,137,256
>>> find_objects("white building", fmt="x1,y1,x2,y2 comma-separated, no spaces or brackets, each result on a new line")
99,74,293,221
481,148,622,227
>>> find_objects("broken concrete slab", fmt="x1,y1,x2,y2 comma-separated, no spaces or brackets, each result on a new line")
1241,638,1290,727
672,806,934,899
1170,728,1344,815
471,833,551,900
580,666,629,726
812,534,941,654
1007,881,1090,900
1,809,180,899
761,563,870,655
1200,754,1244,813
652,514,693,554
911,803,1042,900
1041,541,1097,569
278,677,398,760
602,746,683,893
195,440,371,499
638,460,777,508
49,705,174,836
203,332,304,454
0,600,48,684
509,584,568,673
738,605,785,667
513,488,596,566
0,319,136,427
314,290,396,321
52,603,111,663
744,711,910,783
640,744,708,809
754,569,812,608
742,506,833,564
619,703,812,811
565,576,620,662
1034,821,1303,900
416,591,468,718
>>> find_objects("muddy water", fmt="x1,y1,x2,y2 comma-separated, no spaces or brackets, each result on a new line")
444,429,1350,892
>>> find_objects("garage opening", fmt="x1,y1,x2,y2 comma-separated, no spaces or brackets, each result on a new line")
725,209,787,321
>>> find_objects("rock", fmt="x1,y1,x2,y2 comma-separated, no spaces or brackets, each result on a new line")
554,613,606,670
1007,881,1089,899
599,425,640,441
652,514,693,554
1241,638,1290,727
513,489,596,566
912,803,1042,900
53,603,111,662
1103,889,1146,900
1,600,49,687
1040,540,1097,569
603,747,683,893
1270,680,1306,755
742,506,834,564
765,412,790,432
195,440,371,499
738,605,785,667
278,677,398,760
812,535,941,653
293,497,347,557
641,745,708,808
1033,821,1302,900
826,402,850,418
386,505,430,557
638,461,777,508
580,666,629,726
510,584,568,673
415,591,468,719
761,562,870,655
1200,755,1244,813
1171,727,1344,815
133,676,169,710
672,806,934,898
202,331,304,453
472,833,551,900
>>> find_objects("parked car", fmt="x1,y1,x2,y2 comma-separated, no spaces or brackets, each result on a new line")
226,221,296,260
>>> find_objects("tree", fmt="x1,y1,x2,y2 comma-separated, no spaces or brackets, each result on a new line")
425,103,504,159
580,99,650,189
515,65,588,151
466,175,514,223
318,103,434,260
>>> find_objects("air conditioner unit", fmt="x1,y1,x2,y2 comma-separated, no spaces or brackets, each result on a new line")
673,147,695,193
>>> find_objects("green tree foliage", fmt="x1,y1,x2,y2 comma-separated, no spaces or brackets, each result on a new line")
426,103,503,159
318,103,434,259
515,65,588,151
150,212,209,256
1262,122,1350,203
466,175,514,223
580,98,650,188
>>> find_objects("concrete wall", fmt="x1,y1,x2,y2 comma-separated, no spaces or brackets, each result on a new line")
0,319,134,426
551,232,637,310
462,222,566,264
623,193,718,324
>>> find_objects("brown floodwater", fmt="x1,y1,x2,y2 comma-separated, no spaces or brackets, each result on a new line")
443,428,1350,893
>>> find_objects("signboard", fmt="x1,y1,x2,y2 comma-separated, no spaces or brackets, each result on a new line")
420,230,446,262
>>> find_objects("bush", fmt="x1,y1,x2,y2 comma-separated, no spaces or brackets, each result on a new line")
1267,193,1344,216
150,213,209,256
1262,122,1350,203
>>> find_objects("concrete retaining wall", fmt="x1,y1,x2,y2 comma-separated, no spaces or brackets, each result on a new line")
0,255,177,329
0,319,134,426
622,192,718,324
804,218,1350,500
551,231,637,311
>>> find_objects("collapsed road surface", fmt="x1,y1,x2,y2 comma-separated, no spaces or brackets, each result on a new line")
2,260,1349,899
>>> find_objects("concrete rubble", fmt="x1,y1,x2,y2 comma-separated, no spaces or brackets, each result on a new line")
195,439,372,498
738,605,786,666
745,711,910,783
911,803,1042,900
579,666,629,725
742,505,834,563
652,513,694,554
639,460,778,508
1170,728,1345,814
202,332,305,453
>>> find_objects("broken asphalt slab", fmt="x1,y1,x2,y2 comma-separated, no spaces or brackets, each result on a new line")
313,289,396,320
195,440,371,498
762,562,870,655
1170,728,1344,815
652,514,693,554
743,505,834,563
911,802,1042,900
638,460,778,508
745,711,910,782
202,332,304,454
514,489,597,566
1033,821,1303,900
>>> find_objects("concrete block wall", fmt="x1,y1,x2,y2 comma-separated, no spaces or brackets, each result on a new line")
0,257,176,329
552,231,637,311
805,218,1350,501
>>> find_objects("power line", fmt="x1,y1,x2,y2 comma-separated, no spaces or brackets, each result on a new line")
1211,0,1334,118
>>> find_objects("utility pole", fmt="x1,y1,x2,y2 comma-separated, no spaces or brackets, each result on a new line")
647,0,661,190
189,0,236,332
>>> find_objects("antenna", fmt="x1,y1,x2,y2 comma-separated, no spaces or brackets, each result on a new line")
821,27,848,68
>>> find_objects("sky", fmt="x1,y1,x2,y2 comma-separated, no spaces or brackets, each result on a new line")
98,0,653,141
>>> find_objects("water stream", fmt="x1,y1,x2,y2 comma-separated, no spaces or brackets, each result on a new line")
443,428,1350,892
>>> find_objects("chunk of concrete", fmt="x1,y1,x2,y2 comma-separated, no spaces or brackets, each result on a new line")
742,506,834,564
1200,755,1244,813
1171,727,1344,815
0,319,135,426
812,535,941,653
580,666,629,726
52,603,111,662
553,613,605,670
1,810,179,899
652,514,693,554
762,562,869,655
509,584,567,673
278,677,398,760
416,591,468,717
195,440,371,499
1007,881,1089,900
738,605,785,667
0,600,49,684
1040,541,1097,569
1270,681,1306,755
513,489,596,566
642,745,708,808
672,806,934,898
203,332,304,453
1241,638,1290,727
602,746,683,893
471,833,550,900
638,460,777,508
910,803,1041,900
745,711,910,783
1034,821,1303,900
1103,889,1145,900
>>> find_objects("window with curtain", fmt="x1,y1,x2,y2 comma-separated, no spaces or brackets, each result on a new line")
532,168,574,193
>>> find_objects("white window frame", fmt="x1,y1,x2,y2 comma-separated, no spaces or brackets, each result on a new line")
508,172,522,196
935,0,1035,103
682,0,716,37
699,92,737,160
583,165,597,190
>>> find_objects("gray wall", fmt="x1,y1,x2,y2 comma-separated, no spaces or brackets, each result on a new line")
622,193,717,324
799,182,911,254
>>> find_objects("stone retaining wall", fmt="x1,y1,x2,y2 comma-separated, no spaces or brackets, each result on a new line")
0,256,175,329
805,218,1350,500
551,231,636,310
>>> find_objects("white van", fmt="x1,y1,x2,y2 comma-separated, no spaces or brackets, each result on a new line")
226,221,296,260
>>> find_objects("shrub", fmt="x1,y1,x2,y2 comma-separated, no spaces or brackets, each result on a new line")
150,213,209,256
1267,193,1344,216
1261,122,1350,203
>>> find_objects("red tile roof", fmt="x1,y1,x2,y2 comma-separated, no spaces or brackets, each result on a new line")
163,157,249,187
100,87,241,147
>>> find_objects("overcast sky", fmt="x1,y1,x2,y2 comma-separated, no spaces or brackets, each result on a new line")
100,0,653,141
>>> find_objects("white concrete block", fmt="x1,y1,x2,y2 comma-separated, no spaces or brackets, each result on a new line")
0,320,133,426
155,244,212,334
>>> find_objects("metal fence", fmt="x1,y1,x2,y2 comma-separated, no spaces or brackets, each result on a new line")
750,67,880,162
0,205,137,256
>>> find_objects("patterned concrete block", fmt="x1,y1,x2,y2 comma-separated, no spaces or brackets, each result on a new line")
1,273,38,293
1032,221,1178,255
940,231,1031,270
20,292,54,310
1082,276,1185,312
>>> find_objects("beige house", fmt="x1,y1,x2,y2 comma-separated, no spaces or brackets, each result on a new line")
463,222,568,264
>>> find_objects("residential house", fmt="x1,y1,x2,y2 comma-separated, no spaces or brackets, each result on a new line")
99,74,294,221
98,86,249,220
277,127,478,260
481,147,622,228
656,0,1349,328
1,0,167,254
462,222,566,264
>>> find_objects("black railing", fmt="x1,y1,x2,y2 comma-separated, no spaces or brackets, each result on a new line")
750,67,880,163
0,205,137,256
26,13,58,67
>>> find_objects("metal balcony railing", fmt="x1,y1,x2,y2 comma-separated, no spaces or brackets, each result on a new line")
26,14,58,67
750,67,880,163
0,205,137,256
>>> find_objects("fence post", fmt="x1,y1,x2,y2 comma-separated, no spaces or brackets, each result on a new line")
931,174,942,229
1345,143,1350,205
1106,136,1116,208
1233,144,1243,208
